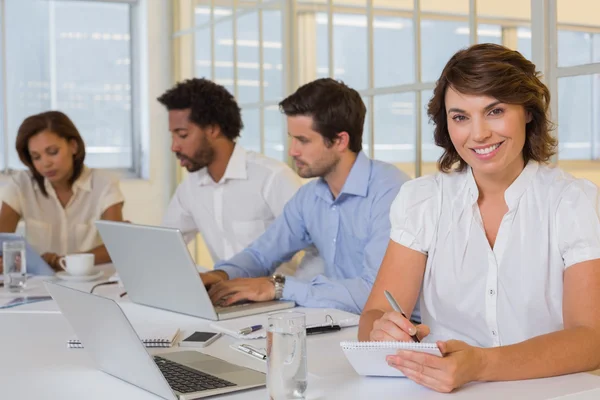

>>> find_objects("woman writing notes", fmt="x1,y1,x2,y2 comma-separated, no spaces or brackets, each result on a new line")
359,44,600,392
0,111,125,271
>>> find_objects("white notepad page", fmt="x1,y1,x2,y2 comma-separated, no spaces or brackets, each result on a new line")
340,341,442,377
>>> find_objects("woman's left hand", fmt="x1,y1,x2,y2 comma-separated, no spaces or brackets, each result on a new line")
386,340,486,393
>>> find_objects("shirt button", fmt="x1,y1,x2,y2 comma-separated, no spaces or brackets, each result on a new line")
333,238,336,243
332,205,337,210
492,330,497,336
489,289,495,296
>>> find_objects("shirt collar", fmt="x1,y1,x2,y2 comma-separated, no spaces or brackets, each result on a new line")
315,151,371,203
466,166,479,205
36,165,92,194
195,144,248,186
466,161,540,208
504,161,539,208
71,166,92,192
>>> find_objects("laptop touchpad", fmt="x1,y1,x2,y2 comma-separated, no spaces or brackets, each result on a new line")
190,360,246,375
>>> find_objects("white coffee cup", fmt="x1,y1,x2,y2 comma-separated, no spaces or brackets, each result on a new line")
59,254,95,276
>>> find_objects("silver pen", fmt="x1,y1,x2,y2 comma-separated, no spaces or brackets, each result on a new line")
237,344,266,360
384,290,420,343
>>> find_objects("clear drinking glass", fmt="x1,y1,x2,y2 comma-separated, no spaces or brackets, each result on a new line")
3,241,27,292
266,311,307,400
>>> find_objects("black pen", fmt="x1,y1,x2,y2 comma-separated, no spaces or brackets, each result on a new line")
384,290,420,343
306,324,341,335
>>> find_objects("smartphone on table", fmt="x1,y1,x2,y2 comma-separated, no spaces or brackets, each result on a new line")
179,331,221,348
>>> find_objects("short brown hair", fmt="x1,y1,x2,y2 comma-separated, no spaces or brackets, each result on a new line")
16,111,86,197
279,78,365,153
427,43,556,173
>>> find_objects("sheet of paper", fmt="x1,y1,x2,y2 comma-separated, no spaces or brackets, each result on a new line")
0,296,53,309
210,307,360,339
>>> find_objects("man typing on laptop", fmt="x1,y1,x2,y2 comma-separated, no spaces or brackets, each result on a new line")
202,79,410,315
158,78,319,277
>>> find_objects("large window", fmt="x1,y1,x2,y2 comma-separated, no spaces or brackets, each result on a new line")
177,0,600,176
1,0,136,173
296,0,531,176
192,0,286,161
555,0,600,162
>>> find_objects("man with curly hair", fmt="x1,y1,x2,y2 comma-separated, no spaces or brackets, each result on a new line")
157,78,317,276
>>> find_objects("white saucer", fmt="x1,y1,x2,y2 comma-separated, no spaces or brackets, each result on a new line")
55,270,103,282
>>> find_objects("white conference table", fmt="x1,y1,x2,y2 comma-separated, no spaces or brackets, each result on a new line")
2,266,600,400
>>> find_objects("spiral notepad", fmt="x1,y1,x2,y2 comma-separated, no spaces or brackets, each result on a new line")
340,341,442,377
68,328,180,349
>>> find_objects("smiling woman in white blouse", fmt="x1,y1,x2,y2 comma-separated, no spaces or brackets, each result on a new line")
0,111,125,272
358,43,600,392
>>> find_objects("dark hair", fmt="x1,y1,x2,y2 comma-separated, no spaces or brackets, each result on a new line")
16,111,86,197
427,43,557,173
279,78,365,153
157,78,243,141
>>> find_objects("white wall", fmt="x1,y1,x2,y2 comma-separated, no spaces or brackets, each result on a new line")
121,0,174,225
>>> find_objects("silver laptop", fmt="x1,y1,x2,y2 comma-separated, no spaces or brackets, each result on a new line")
96,221,295,320
0,233,54,275
46,282,265,399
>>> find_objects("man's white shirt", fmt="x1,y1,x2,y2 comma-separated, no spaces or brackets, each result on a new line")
162,144,306,272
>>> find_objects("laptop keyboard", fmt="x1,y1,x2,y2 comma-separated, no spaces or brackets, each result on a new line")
154,356,236,394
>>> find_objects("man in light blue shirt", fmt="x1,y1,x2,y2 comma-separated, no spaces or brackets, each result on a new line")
202,78,410,314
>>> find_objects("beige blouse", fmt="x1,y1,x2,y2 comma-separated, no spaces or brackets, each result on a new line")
2,167,124,256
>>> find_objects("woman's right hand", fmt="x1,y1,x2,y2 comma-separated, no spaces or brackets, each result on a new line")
370,311,430,342
42,253,63,272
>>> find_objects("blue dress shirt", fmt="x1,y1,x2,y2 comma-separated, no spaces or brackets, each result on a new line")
214,152,410,314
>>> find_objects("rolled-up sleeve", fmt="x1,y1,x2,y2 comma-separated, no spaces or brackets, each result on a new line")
556,180,600,268
99,173,125,214
389,177,439,255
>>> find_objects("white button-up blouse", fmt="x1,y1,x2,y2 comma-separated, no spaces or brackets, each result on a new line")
390,162,600,347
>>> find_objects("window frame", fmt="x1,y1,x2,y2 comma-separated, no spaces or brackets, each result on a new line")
0,0,142,179
177,0,600,177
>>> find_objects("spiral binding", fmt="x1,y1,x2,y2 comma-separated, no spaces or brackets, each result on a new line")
340,341,438,350
67,337,174,349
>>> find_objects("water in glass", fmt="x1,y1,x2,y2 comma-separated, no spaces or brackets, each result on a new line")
3,241,27,292
267,311,307,400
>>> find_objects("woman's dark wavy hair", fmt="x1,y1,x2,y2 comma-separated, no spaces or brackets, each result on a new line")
427,43,556,172
16,111,86,197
